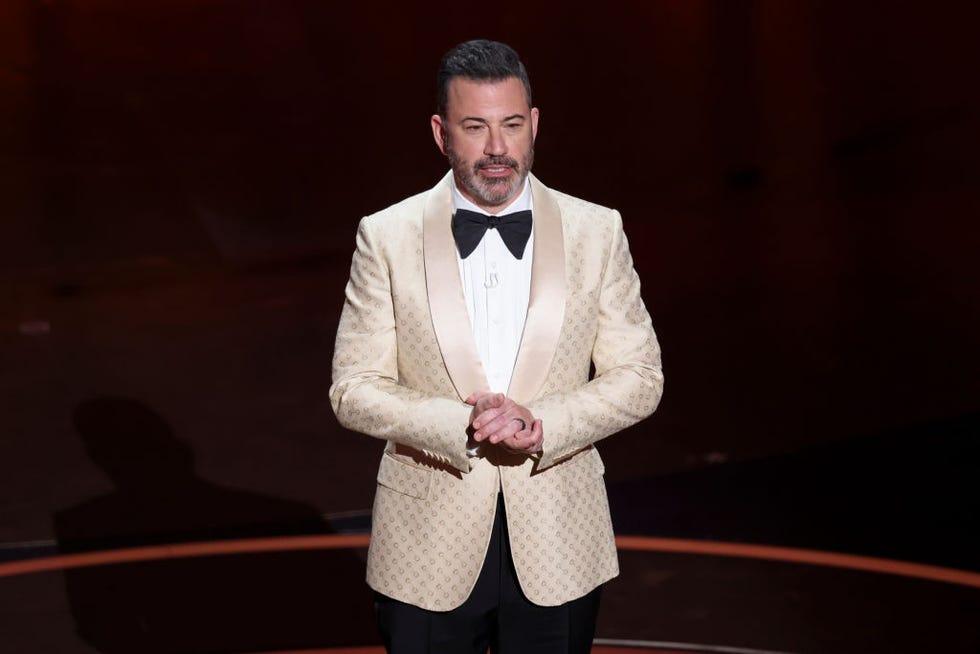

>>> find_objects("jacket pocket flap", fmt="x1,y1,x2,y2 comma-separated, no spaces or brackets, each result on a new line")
377,453,432,500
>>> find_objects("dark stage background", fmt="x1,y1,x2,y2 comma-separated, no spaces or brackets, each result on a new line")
1,2,978,653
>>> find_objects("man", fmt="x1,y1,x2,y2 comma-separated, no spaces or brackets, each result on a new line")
330,40,663,654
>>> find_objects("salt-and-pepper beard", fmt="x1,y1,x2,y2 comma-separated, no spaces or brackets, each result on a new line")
445,137,535,209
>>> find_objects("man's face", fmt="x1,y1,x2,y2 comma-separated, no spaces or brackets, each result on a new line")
431,77,539,213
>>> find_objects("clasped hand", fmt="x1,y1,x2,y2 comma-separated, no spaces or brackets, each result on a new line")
465,391,543,453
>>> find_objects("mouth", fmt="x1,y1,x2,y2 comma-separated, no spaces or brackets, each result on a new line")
479,165,513,178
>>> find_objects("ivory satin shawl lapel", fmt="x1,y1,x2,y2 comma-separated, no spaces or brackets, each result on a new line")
508,175,565,404
422,172,566,404
423,173,490,400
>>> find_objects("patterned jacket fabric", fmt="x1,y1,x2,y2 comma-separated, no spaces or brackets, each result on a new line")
330,172,663,610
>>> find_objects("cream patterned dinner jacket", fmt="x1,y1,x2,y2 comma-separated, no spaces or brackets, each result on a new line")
330,171,663,611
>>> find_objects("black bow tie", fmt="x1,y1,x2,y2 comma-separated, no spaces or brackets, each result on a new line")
452,209,533,259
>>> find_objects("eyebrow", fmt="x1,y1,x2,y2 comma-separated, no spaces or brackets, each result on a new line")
461,114,527,124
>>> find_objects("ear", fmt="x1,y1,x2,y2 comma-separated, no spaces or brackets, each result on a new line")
431,114,448,155
530,107,540,143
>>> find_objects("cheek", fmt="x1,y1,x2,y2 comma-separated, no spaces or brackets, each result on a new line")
454,141,483,163
515,135,534,158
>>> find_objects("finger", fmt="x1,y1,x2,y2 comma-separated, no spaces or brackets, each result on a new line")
488,417,527,444
530,419,544,452
464,391,489,405
472,395,509,429
478,406,522,440
498,425,539,452
500,419,542,452
466,391,494,407
474,414,510,441
475,393,504,412
466,391,499,413
471,404,515,442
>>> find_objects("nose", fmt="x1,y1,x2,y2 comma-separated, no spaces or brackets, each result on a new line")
484,127,506,156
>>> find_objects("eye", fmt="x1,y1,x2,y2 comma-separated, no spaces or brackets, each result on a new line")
464,124,485,132
505,123,522,130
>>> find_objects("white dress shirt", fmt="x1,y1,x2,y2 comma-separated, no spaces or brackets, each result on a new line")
453,178,534,398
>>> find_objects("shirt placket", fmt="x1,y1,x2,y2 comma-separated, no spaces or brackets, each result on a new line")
485,236,504,392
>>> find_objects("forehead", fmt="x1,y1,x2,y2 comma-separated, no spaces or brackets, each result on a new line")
445,77,530,119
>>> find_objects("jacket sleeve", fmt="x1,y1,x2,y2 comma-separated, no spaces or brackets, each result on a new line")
528,211,664,470
329,216,472,472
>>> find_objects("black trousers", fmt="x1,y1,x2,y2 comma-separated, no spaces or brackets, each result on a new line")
375,493,602,654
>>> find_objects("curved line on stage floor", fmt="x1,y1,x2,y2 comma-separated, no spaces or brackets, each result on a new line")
1,534,978,590
121,645,793,654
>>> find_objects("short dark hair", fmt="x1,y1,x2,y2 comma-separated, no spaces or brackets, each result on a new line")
437,40,532,117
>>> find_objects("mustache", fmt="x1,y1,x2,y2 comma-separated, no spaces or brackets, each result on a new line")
475,156,520,170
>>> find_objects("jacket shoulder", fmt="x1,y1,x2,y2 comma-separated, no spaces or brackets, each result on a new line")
544,187,625,244
548,187,614,212
359,190,428,232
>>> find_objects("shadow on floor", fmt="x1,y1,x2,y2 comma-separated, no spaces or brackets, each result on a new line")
54,396,378,653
